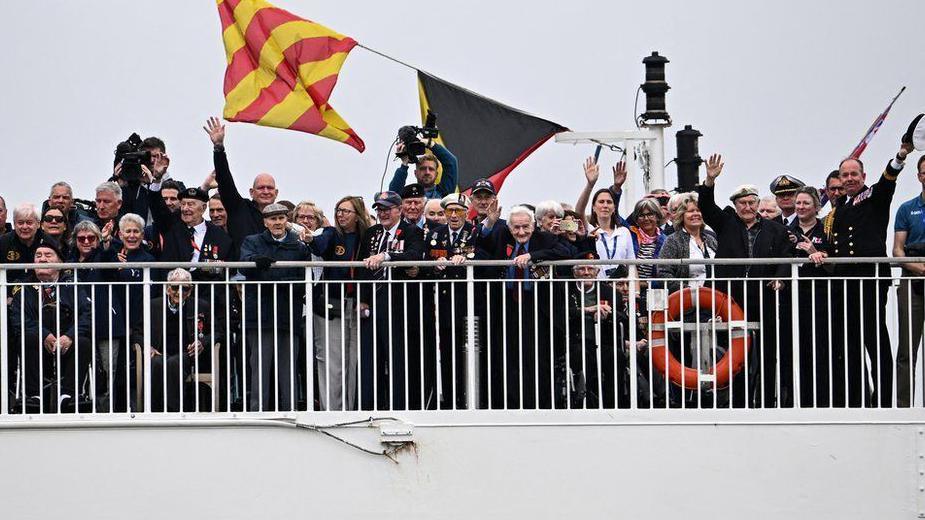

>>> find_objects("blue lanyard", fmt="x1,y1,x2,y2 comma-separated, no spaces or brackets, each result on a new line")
599,232,618,260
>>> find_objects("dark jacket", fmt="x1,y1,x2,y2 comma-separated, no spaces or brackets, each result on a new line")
239,229,313,327
148,189,234,268
696,183,792,281
475,224,573,280
10,274,92,342
424,222,477,281
357,220,425,304
827,161,901,276
788,218,831,278
310,226,362,302
0,230,46,284
214,147,265,256
131,297,216,358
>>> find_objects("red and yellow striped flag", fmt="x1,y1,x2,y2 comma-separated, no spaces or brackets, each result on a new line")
217,0,365,151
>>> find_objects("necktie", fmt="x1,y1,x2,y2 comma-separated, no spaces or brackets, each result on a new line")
378,231,390,253
451,231,458,247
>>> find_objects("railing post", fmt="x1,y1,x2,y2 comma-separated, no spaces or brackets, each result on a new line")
466,264,478,410
0,268,8,415
305,266,315,410
142,267,152,413
790,262,801,408
627,267,639,409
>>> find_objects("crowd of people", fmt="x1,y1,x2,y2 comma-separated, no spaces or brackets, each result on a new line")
1,116,923,413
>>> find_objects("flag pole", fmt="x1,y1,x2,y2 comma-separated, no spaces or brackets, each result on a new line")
356,43,421,72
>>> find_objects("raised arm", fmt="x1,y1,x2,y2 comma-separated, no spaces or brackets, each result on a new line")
204,117,245,209
575,157,600,219
696,154,726,233
432,143,459,197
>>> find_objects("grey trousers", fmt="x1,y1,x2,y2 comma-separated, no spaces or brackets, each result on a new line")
246,329,293,411
313,299,358,411
897,277,925,407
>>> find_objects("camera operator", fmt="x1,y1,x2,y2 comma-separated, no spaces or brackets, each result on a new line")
388,123,458,199
110,134,173,225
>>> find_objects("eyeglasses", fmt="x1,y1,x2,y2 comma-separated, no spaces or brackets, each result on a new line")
76,235,98,244
445,208,466,215
43,215,65,223
828,186,846,193
637,212,657,219
335,208,356,215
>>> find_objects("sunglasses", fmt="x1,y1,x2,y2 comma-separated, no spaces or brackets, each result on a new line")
76,235,98,243
166,284,192,292
445,207,467,215
43,215,65,223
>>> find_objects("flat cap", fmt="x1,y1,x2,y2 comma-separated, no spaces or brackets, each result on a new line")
729,184,760,202
372,191,401,209
261,203,289,217
769,174,805,196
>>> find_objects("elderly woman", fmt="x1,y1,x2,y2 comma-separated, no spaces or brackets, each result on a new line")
291,200,323,232
535,200,564,234
40,206,70,257
788,186,831,407
629,198,667,281
67,220,121,410
757,195,781,221
656,192,718,292
98,213,155,412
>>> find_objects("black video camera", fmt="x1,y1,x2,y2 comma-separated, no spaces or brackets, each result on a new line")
396,111,438,164
114,133,152,184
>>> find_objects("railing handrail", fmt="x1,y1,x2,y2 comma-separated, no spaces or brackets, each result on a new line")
3,256,925,271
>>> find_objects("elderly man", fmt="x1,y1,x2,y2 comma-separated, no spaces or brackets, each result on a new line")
205,117,279,255
827,137,913,408
131,268,216,412
400,183,434,232
757,196,782,221
94,181,124,233
477,203,572,409
698,154,792,408
0,203,46,284
357,191,425,410
388,140,459,199
148,186,232,268
46,182,92,229
10,238,91,413
769,174,806,226
239,203,314,412
424,193,478,409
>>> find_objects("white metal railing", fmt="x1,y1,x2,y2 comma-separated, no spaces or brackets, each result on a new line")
0,257,922,417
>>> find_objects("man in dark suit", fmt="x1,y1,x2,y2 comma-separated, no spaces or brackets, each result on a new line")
476,202,572,409
697,154,793,408
148,185,235,407
826,138,913,408
357,191,425,410
424,194,478,409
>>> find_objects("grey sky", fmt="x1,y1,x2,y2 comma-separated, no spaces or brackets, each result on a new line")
1,0,923,225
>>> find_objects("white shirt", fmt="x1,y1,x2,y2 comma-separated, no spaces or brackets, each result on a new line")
595,226,634,279
189,221,207,263
687,235,715,287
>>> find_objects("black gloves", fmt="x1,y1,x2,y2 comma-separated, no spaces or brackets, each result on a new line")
253,255,276,270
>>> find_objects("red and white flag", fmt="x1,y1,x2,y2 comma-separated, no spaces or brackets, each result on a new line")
850,86,905,159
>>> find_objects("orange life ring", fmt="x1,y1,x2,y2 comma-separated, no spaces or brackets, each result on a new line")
649,287,751,390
